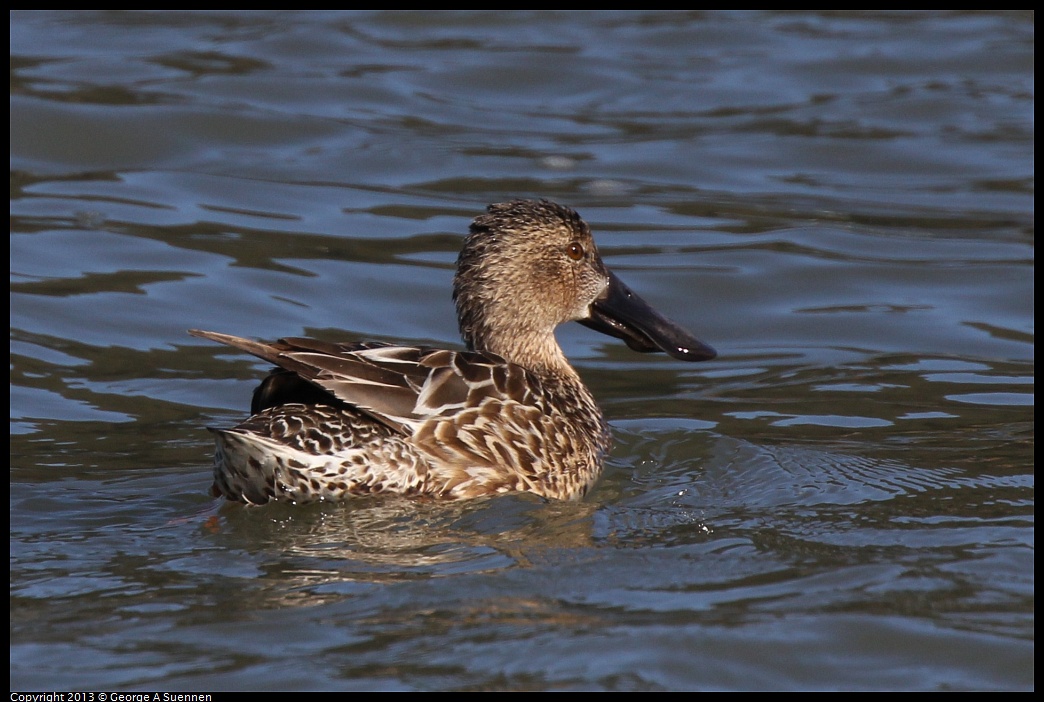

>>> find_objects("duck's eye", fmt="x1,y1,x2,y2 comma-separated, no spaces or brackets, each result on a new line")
566,242,585,261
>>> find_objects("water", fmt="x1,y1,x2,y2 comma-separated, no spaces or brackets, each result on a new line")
10,10,1033,691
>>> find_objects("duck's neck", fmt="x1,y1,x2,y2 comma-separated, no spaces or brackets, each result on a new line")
456,283,584,381
458,311,570,378
476,329,579,381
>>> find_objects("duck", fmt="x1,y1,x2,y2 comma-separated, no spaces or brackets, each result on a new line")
190,199,716,505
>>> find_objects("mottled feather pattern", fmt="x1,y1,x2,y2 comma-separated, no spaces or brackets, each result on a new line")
191,200,712,504
199,337,611,503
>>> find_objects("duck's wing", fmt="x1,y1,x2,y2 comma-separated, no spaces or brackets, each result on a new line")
189,330,538,435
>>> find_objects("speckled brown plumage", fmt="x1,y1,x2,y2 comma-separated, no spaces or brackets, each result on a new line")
191,199,716,505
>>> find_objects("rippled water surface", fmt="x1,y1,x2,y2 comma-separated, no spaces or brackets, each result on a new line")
10,11,1033,691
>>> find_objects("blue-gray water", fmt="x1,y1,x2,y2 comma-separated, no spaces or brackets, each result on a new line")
10,10,1033,691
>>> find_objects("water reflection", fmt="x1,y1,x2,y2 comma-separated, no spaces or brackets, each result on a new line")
10,10,1033,691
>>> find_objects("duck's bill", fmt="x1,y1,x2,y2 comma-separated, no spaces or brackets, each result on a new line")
579,271,717,362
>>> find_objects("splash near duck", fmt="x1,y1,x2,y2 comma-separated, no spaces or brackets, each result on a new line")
191,200,716,504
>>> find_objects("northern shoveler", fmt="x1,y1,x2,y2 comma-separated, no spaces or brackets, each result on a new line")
190,199,716,504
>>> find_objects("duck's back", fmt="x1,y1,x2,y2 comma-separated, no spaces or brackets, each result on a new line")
195,332,610,504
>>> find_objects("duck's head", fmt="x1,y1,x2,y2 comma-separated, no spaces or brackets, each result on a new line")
453,199,716,373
